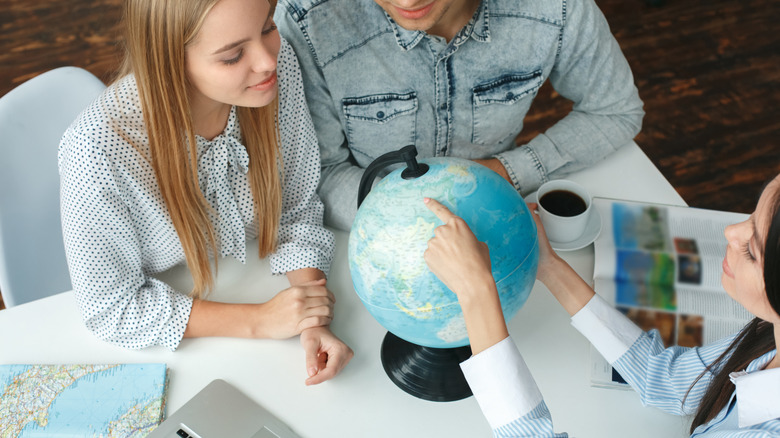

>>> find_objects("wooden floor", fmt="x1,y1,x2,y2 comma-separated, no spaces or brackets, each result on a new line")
518,0,780,214
1,0,780,309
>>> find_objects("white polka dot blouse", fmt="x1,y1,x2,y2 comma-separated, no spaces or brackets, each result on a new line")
58,39,335,351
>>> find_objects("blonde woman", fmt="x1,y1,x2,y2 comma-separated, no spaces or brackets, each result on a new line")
58,0,352,384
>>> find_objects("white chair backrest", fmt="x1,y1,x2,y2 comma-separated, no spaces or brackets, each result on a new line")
0,67,106,307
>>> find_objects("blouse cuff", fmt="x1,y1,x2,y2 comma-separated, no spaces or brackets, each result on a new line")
269,248,332,276
570,294,643,363
460,337,544,429
159,291,194,351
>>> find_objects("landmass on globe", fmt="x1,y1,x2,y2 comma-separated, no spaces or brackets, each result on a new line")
349,158,539,349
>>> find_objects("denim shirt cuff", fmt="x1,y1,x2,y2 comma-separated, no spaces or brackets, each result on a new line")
495,139,550,197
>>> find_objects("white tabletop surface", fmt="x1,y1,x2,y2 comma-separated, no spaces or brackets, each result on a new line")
0,141,693,437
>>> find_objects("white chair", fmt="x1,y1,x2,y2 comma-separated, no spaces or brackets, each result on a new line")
0,67,106,307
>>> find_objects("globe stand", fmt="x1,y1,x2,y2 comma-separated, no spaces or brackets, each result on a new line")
380,332,473,402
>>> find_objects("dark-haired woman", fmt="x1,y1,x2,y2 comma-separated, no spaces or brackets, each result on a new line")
421,174,780,437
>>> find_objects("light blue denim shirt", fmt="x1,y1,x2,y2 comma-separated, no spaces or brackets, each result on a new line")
276,0,644,230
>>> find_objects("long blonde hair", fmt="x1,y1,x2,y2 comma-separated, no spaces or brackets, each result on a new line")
118,0,281,298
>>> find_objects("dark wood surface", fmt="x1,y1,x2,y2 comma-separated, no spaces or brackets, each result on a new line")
1,0,779,309
517,0,780,214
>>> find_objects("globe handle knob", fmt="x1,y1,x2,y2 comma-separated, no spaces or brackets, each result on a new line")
357,145,430,208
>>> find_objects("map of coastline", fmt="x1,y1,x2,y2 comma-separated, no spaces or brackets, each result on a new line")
0,363,166,437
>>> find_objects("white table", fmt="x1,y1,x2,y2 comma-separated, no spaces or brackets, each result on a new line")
0,142,692,437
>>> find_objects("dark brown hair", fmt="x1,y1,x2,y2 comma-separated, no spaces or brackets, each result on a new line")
687,181,780,432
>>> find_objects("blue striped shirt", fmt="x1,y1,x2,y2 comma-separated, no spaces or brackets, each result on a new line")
461,295,780,437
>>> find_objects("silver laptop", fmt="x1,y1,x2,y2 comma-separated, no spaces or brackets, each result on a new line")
148,379,301,438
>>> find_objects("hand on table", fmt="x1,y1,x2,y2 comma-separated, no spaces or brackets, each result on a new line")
300,326,354,385
257,279,335,339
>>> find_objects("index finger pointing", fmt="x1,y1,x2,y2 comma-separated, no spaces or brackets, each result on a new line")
423,197,457,223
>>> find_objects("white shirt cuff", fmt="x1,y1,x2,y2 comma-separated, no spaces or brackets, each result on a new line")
460,337,543,428
570,294,643,363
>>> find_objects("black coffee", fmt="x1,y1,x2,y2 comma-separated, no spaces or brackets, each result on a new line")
539,190,587,217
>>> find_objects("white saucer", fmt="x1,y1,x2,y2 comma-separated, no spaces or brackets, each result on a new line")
525,192,603,251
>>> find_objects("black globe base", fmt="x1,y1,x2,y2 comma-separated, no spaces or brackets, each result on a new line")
380,332,473,402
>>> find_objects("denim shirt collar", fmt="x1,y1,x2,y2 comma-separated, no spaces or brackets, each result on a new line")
385,0,490,51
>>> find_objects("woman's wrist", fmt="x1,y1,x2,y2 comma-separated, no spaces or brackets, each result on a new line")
453,270,498,303
456,281,509,355
186,299,262,338
286,267,326,286
537,258,595,316
247,301,271,338
536,254,567,286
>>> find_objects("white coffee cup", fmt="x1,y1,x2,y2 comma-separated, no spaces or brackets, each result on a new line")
535,179,592,243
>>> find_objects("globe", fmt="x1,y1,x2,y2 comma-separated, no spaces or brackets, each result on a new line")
348,156,539,350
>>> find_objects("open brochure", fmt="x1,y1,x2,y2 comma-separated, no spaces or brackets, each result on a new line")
589,198,753,389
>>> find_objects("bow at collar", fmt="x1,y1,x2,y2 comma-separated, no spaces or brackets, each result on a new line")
197,113,250,263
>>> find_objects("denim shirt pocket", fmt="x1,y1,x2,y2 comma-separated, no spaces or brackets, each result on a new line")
342,92,418,162
472,70,543,146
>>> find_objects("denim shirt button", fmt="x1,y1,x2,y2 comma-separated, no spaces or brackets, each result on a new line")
376,111,385,119
506,92,514,100
439,103,446,110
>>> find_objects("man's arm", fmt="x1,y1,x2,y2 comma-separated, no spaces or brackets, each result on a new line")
275,4,363,230
497,0,645,196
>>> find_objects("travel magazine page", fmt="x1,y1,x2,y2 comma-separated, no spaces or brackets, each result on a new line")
589,198,753,388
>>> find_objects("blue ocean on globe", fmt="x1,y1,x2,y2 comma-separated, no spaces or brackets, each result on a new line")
348,157,539,348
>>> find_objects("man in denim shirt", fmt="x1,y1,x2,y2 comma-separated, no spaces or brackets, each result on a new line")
275,0,644,230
